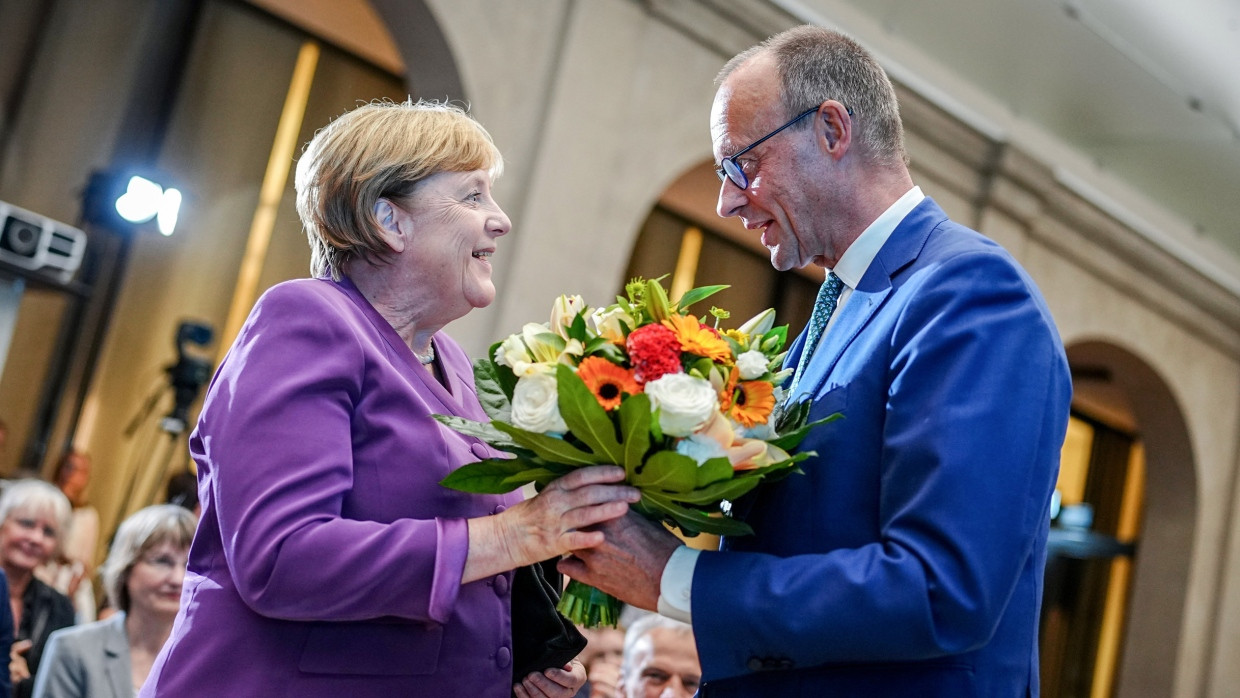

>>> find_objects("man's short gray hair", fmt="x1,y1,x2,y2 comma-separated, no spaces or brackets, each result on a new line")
618,613,695,686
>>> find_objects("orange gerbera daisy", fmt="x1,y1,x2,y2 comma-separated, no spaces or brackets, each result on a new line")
727,379,776,427
577,356,640,410
663,315,732,363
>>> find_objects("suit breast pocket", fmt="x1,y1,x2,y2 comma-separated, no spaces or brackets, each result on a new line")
811,383,849,416
297,620,443,676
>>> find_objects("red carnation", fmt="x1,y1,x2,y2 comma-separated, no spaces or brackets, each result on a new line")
626,323,683,384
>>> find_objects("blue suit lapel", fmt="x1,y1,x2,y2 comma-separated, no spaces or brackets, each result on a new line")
795,198,944,402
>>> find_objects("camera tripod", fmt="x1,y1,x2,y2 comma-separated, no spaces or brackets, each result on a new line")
115,321,212,519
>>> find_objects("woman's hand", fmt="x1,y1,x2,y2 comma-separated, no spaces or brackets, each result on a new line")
464,466,639,583
513,659,587,698
10,639,31,684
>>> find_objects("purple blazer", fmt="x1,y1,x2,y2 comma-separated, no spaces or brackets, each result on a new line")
141,277,522,697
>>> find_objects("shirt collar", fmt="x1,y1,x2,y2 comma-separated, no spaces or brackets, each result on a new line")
830,186,924,288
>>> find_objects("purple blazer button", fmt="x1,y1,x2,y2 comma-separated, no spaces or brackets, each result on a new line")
494,573,510,596
493,504,506,514
471,443,490,458
496,646,512,669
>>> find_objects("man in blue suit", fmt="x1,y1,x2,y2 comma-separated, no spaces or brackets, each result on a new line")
561,25,1072,697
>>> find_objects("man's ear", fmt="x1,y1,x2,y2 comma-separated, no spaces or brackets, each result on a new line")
817,101,851,160
373,198,407,254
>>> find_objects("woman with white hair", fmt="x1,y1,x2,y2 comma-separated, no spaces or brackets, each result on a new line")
1,479,75,698
33,504,195,697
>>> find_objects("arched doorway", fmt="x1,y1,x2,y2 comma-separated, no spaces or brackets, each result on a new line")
1045,340,1195,697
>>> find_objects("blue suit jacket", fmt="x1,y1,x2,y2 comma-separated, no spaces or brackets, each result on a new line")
694,199,1072,697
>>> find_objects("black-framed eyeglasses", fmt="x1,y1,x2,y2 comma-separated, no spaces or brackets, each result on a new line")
715,104,851,190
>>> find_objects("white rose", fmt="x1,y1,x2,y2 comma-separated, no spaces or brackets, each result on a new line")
735,350,769,380
675,434,728,465
644,373,718,437
510,372,568,434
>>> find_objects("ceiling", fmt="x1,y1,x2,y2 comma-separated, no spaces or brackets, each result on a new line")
771,0,1240,285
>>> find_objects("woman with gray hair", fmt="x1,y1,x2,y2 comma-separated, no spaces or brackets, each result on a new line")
1,479,75,698
33,504,195,698
139,99,637,698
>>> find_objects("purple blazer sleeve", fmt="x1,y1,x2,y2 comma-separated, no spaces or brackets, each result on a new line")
189,279,497,624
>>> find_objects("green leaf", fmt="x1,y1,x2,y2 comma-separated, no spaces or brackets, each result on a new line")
632,450,698,493
567,311,590,342
618,394,652,479
440,457,544,494
432,414,519,449
769,412,843,451
485,342,519,400
500,464,573,490
638,491,753,537
694,456,733,488
672,474,763,505
675,285,729,312
761,326,788,353
556,364,624,464
472,360,512,421
773,398,811,433
583,336,614,355
492,421,603,465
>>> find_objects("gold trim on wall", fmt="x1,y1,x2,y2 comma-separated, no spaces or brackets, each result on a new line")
217,40,320,362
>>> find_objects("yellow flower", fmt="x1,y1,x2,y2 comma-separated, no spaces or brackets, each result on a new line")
663,315,732,363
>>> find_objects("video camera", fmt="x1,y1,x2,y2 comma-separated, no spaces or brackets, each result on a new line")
162,320,213,432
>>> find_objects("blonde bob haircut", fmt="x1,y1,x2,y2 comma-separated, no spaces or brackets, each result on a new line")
295,98,504,280
100,504,196,614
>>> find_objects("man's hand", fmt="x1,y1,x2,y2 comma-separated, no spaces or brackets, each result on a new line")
557,511,682,611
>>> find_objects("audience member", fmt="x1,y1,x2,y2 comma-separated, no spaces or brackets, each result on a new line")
34,504,196,698
1,480,75,698
41,451,99,622
576,624,625,698
162,471,198,517
616,614,699,698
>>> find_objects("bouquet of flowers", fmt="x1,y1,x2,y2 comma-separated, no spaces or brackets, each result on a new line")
437,277,840,627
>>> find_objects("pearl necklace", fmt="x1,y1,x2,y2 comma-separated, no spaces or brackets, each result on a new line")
414,343,435,365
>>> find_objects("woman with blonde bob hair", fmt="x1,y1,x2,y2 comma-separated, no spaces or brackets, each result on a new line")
1,479,75,698
140,99,637,698
35,505,195,697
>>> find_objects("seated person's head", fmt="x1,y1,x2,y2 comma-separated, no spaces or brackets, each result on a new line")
165,469,200,516
100,504,197,619
618,614,700,698
0,479,72,574
53,450,92,507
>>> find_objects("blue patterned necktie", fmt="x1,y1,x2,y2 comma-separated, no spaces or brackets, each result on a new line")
789,272,843,397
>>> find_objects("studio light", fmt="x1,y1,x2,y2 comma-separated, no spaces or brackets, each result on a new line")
86,170,184,236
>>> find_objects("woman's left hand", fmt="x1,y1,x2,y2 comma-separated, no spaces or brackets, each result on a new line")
464,466,639,584
513,659,587,698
